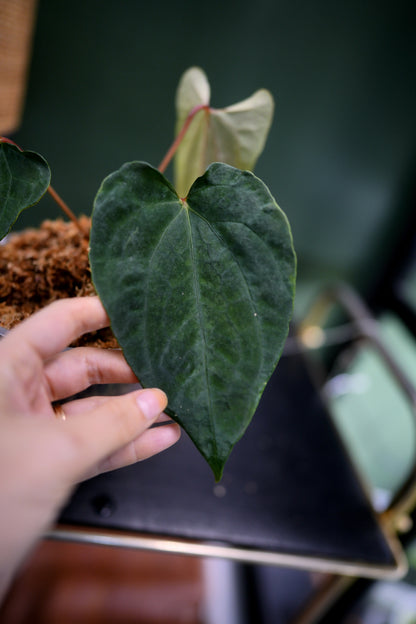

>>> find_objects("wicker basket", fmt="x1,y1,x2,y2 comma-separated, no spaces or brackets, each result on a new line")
0,0,38,135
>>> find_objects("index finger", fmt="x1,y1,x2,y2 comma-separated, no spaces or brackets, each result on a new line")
61,388,169,483
4,297,110,360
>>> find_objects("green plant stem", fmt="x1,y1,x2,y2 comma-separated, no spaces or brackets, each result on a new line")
158,104,210,176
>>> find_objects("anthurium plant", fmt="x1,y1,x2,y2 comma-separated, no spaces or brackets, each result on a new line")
0,67,296,480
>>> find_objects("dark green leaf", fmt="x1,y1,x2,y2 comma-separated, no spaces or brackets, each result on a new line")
90,161,296,480
0,143,51,240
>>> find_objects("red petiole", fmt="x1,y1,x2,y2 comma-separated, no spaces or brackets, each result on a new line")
158,104,210,174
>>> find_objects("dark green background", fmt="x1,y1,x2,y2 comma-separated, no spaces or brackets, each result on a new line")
12,0,416,315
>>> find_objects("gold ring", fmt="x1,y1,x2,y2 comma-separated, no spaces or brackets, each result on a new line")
53,402,67,421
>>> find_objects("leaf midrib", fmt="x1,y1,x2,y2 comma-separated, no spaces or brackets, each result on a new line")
142,205,184,381
183,202,218,459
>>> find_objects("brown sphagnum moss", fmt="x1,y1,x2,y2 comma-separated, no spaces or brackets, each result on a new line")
0,216,118,348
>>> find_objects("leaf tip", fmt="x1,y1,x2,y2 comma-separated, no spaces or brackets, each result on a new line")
210,458,226,483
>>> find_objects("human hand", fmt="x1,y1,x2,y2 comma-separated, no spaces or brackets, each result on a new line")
0,296,180,599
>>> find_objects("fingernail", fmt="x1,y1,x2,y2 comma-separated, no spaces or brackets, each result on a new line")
136,389,166,421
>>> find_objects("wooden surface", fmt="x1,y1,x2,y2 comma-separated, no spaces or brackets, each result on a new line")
0,540,205,623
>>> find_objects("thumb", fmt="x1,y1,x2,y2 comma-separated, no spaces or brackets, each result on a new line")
61,388,168,483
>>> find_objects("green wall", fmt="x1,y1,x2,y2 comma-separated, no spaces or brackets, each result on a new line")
13,0,416,315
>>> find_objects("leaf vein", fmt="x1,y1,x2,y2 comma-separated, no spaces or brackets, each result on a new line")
188,207,259,315
187,207,269,380
142,206,184,379
185,207,218,458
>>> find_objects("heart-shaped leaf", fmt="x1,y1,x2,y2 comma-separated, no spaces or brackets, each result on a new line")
0,142,51,240
174,67,274,197
90,161,296,480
